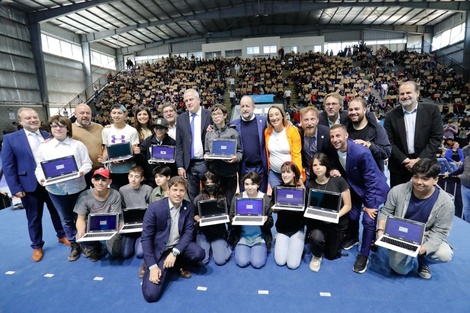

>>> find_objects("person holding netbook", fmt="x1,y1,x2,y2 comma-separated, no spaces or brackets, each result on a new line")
229,172,273,269
377,159,454,280
74,168,123,262
305,153,352,272
34,115,93,262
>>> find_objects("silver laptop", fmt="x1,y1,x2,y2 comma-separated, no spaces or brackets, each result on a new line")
271,186,305,211
148,145,175,164
375,216,425,257
232,198,265,226
77,213,119,242
205,138,237,160
40,155,80,186
103,142,133,164
304,189,342,223
198,198,229,227
119,208,146,233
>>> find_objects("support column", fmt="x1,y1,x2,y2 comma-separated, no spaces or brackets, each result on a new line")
28,22,49,116
81,38,93,99
463,14,470,82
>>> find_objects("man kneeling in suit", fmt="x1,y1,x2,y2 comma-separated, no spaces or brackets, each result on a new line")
141,176,205,302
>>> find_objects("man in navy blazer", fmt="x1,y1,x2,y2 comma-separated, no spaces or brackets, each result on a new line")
1,108,65,262
318,93,349,127
330,124,389,274
141,176,204,302
176,88,212,201
384,81,443,187
230,95,268,192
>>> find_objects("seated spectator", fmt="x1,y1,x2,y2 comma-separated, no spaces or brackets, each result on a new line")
443,119,458,140
445,141,464,172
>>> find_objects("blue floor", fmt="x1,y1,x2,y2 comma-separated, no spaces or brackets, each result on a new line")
0,175,469,312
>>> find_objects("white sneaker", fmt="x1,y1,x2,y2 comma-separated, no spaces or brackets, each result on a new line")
309,256,322,272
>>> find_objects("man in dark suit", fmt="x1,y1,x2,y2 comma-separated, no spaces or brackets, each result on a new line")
318,92,349,127
297,106,331,180
230,95,268,192
176,88,212,201
330,124,389,274
141,176,204,303
384,81,443,187
1,108,66,262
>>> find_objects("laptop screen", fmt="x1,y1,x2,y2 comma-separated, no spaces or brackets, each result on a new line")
276,187,304,206
88,214,118,231
123,209,146,224
42,155,78,179
236,198,263,215
107,142,132,159
385,217,424,244
198,198,227,217
308,189,341,212
212,139,236,155
151,145,175,160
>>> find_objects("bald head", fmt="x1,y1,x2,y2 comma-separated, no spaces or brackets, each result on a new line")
74,103,92,127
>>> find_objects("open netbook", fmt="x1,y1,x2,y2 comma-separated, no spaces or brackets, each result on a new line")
198,198,229,227
119,208,146,233
232,198,265,226
304,189,342,223
40,155,80,186
77,213,119,242
271,186,305,211
103,142,133,164
375,216,425,257
205,139,237,160
148,145,175,164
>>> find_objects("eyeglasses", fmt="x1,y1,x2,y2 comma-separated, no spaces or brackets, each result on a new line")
51,124,67,129
325,103,340,107
211,112,224,117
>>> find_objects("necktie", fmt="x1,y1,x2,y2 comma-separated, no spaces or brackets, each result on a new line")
310,135,317,155
190,113,196,159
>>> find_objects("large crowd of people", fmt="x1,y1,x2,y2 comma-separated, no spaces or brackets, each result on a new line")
2,47,466,303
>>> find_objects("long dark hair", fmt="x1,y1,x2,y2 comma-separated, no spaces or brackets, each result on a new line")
199,171,224,201
134,106,151,141
280,161,301,187
309,152,332,180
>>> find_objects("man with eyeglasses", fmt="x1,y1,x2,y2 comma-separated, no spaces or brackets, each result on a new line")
161,103,177,140
318,93,349,127
139,118,176,187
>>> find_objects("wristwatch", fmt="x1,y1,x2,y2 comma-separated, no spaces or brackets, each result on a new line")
172,248,180,257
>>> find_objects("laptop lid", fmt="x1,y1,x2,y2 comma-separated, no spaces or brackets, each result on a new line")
106,142,132,160
41,155,79,179
151,145,175,162
307,189,341,212
198,198,228,217
384,216,425,245
87,213,119,233
236,198,264,216
275,187,305,206
123,208,146,225
211,139,236,156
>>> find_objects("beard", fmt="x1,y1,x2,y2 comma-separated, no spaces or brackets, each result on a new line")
304,126,316,137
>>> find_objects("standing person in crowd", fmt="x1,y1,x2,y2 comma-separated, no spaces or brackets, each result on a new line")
229,172,273,269
134,107,153,142
297,107,331,180
141,176,205,303
204,104,242,205
318,93,348,127
161,103,178,140
447,155,470,222
230,95,268,193
378,159,454,279
2,108,66,262
273,162,305,270
72,103,103,188
34,115,92,262
329,124,389,274
265,105,303,190
193,171,231,266
99,104,140,189
443,119,458,140
305,153,351,272
384,81,443,187
176,88,212,202
345,97,391,172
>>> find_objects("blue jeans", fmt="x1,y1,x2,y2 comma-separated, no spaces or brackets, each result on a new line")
196,233,231,266
234,242,268,269
461,185,470,222
48,192,81,243
268,170,282,190
274,229,305,269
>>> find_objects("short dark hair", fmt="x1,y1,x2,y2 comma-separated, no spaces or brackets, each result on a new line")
153,165,171,177
48,115,73,138
168,176,188,190
310,153,332,179
412,158,441,179
241,171,262,187
129,165,144,176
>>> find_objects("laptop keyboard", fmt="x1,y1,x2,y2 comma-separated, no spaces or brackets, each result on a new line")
235,216,263,222
47,173,77,182
306,209,337,218
84,232,114,238
277,204,302,208
381,237,418,251
203,216,228,222
123,224,142,229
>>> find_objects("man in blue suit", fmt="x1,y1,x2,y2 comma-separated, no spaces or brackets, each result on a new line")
230,95,268,192
329,124,389,274
141,176,204,302
1,108,66,262
176,89,212,201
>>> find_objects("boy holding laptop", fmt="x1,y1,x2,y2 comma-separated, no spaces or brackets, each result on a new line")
377,159,454,279
74,168,123,262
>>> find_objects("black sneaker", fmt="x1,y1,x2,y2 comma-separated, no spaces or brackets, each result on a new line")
418,263,432,279
89,245,102,262
342,237,359,250
353,254,369,274
82,246,93,258
68,243,81,262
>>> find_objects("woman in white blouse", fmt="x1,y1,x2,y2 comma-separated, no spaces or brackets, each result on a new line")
35,115,92,262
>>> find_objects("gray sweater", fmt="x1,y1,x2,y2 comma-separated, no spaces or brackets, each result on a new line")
378,181,454,255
